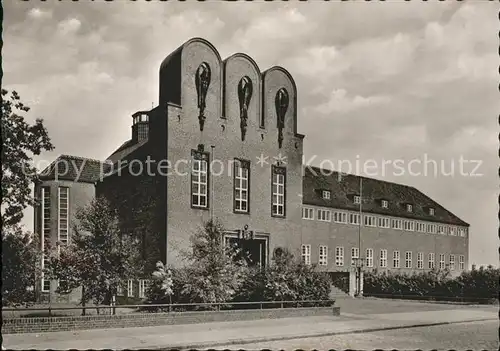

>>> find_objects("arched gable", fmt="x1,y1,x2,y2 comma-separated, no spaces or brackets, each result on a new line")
262,66,298,135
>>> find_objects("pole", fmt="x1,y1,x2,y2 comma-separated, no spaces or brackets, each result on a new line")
357,177,363,297
210,145,215,222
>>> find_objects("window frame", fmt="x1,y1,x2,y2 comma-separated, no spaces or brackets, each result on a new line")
428,253,435,269
302,207,314,220
301,244,311,265
393,250,400,268
191,150,210,210
271,165,286,218
405,251,412,268
366,248,374,268
351,247,359,266
322,190,331,199
417,252,424,269
379,249,388,268
233,159,250,214
319,245,328,266
335,246,344,266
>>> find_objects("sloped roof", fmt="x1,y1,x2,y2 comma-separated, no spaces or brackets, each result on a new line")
106,139,148,164
302,166,469,227
38,155,108,183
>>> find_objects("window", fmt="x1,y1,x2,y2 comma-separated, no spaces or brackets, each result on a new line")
301,244,311,265
127,279,134,297
381,200,388,208
449,227,457,236
439,254,445,269
138,280,149,299
191,150,209,208
428,253,435,269
41,187,51,292
335,247,344,266
366,249,373,268
364,215,376,227
416,222,426,233
234,159,250,213
427,224,437,234
417,252,424,269
317,209,331,222
271,166,286,217
406,204,413,212
353,195,361,204
351,247,359,266
393,251,400,268
302,207,314,220
392,219,403,230
403,220,415,231
333,211,347,223
437,225,446,235
458,228,466,237
58,187,69,245
449,254,455,271
349,213,360,225
459,255,465,270
322,190,331,199
117,283,124,296
378,217,390,228
429,208,435,216
379,249,387,268
319,245,328,266
405,251,412,268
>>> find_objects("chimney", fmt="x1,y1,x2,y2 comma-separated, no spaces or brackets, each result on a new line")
132,111,149,143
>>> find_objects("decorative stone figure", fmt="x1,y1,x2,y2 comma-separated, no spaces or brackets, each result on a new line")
238,76,253,141
275,88,289,148
195,62,211,131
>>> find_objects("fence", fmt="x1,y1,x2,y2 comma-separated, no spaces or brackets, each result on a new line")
3,299,336,317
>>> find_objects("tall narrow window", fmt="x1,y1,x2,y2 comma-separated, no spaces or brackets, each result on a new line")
234,159,250,213
127,279,134,297
349,213,360,225
417,252,424,269
393,251,400,268
366,249,373,268
439,254,445,269
41,187,51,292
335,247,344,266
138,279,149,299
301,244,311,265
459,255,465,270
428,253,435,269
379,249,387,268
405,251,412,268
351,247,359,266
271,166,286,217
191,150,209,209
319,245,328,266
58,187,69,245
449,254,455,271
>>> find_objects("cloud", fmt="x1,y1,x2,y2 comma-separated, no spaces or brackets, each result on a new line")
2,1,497,267
27,8,52,19
57,18,81,35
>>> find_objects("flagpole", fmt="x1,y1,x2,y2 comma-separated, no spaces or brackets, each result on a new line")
357,177,363,297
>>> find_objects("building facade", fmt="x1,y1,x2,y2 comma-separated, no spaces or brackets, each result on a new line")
34,38,469,300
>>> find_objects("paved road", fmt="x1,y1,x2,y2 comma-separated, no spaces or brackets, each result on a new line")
223,320,499,350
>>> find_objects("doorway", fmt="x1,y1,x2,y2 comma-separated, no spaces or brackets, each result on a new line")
226,236,268,268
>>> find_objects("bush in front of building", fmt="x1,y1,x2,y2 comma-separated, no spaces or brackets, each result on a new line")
363,266,499,302
232,247,332,308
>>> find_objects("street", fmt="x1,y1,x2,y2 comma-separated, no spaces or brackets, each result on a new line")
223,320,499,350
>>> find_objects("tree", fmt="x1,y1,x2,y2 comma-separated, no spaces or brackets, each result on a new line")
47,197,143,307
180,219,248,309
1,89,54,228
1,226,41,306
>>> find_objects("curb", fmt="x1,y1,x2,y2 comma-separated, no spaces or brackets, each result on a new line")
148,317,496,350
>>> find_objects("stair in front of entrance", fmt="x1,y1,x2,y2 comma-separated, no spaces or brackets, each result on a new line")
329,284,352,299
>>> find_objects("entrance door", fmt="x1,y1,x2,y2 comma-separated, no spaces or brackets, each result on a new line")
227,237,267,268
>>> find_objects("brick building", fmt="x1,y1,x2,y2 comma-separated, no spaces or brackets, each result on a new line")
34,38,469,300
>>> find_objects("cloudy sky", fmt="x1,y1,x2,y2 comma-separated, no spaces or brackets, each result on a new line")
4,1,498,267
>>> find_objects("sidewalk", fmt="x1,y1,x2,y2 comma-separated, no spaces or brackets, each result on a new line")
3,308,496,350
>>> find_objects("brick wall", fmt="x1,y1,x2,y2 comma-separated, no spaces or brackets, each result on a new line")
300,205,469,274
2,306,340,334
